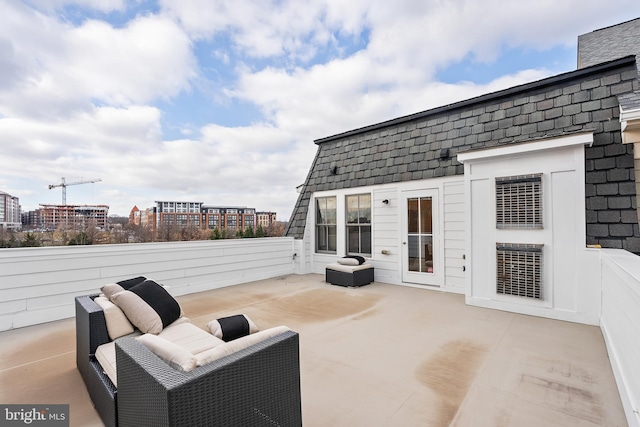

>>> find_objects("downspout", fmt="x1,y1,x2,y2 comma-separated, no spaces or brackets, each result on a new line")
620,106,640,222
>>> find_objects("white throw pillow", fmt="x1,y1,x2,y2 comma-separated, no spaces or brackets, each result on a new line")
93,296,134,340
337,257,359,266
196,326,290,367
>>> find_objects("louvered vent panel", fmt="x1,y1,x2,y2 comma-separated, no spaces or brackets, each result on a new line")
496,243,543,300
496,174,542,229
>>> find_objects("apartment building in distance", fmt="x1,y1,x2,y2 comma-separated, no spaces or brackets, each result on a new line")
35,204,109,230
0,191,21,230
21,209,41,229
130,205,158,232
256,211,277,228
155,201,203,228
131,201,263,235
201,206,255,231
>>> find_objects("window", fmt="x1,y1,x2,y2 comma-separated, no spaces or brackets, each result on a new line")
227,214,237,230
346,194,371,255
496,243,543,300
316,197,336,253
496,174,542,229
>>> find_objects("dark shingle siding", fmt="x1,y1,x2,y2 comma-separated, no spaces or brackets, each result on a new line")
286,57,640,252
578,18,640,73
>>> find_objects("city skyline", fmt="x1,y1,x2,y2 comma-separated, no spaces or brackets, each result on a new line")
1,1,640,218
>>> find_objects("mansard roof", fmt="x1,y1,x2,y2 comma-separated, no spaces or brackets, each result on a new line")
286,56,639,251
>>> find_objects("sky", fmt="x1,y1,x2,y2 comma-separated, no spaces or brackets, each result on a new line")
2,1,640,219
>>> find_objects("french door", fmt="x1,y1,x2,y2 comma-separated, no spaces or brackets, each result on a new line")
402,189,440,286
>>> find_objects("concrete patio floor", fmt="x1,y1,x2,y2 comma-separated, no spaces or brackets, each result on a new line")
0,274,628,426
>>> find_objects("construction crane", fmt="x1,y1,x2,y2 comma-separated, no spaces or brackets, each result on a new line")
48,177,102,205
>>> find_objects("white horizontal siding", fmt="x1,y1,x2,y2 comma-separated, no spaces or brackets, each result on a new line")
372,188,401,283
308,178,466,290
443,180,466,293
0,238,296,331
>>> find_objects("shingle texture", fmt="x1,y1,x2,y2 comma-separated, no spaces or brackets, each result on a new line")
618,91,640,111
286,57,640,252
578,18,640,77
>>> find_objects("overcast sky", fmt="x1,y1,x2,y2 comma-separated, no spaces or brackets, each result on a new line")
2,1,640,219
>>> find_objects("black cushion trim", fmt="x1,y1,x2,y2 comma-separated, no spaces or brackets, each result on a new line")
128,280,181,328
217,315,250,342
116,276,147,290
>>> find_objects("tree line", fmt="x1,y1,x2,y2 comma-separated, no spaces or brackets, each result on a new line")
1,216,287,248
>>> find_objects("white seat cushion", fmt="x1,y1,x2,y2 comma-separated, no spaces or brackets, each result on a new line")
94,320,223,385
95,342,118,386
95,331,141,387
326,262,373,273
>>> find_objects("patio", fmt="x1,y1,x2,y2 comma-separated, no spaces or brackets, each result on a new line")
0,274,627,426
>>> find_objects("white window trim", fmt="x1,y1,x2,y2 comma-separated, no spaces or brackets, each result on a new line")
312,190,373,258
457,132,593,163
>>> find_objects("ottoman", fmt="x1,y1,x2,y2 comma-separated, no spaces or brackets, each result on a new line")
325,263,374,287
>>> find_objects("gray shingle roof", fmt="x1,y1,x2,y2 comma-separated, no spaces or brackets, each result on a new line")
285,56,640,252
618,91,640,111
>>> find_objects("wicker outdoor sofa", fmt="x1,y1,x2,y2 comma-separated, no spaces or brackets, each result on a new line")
75,288,302,427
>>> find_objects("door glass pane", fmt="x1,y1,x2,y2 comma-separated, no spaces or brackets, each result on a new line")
407,196,434,275
408,198,418,233
421,235,433,273
420,198,432,233
408,235,420,272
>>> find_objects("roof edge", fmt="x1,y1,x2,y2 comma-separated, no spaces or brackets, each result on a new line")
314,55,637,145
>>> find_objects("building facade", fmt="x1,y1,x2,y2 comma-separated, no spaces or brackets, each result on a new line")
0,191,21,230
287,18,640,326
38,204,109,230
155,201,203,229
201,206,256,232
21,209,41,229
256,211,277,228
129,202,263,236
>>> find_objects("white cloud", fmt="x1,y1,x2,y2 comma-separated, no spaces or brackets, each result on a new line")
25,0,127,13
65,16,197,105
3,0,640,219
0,4,197,119
0,105,162,179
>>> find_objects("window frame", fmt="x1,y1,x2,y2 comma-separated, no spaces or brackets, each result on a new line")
315,196,337,254
345,193,372,256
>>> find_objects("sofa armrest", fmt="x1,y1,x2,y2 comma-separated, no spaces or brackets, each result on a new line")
115,330,302,427
76,294,119,427
75,295,110,369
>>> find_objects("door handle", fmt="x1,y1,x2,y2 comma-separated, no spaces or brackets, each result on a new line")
402,242,407,245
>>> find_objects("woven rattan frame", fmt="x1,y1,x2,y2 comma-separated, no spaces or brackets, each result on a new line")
76,294,302,427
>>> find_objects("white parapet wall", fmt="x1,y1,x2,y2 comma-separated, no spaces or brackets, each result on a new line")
0,237,296,331
600,249,640,427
